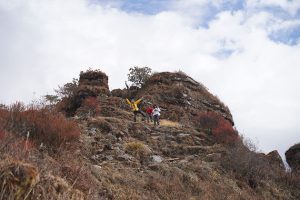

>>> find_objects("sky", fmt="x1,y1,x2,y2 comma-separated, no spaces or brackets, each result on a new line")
0,0,300,161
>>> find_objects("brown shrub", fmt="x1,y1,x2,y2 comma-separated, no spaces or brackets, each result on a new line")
194,111,219,130
0,107,9,131
60,160,97,194
88,117,112,133
221,139,273,189
3,103,80,148
0,159,40,200
80,97,101,117
0,132,34,160
31,174,85,200
55,97,80,116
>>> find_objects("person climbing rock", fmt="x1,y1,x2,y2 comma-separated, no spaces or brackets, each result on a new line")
126,97,146,122
153,105,161,126
146,105,153,123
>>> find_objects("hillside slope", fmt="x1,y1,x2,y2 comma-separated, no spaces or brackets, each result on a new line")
0,70,299,200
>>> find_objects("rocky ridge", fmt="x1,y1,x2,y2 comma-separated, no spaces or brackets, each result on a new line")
0,69,299,200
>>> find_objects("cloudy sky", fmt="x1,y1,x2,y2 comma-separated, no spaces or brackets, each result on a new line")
1,0,300,159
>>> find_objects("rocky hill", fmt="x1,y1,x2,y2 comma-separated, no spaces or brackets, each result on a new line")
0,69,299,200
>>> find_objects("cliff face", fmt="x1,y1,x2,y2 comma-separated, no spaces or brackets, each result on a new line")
286,143,300,172
135,72,234,125
0,70,299,200
77,69,110,97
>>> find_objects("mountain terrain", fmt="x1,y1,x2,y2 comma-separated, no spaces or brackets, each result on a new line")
0,69,299,200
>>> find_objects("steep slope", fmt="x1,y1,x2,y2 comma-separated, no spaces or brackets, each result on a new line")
0,70,299,200
135,72,234,125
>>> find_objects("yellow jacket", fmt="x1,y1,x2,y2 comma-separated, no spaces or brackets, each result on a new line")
126,98,142,111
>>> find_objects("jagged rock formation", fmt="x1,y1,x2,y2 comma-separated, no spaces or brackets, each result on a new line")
286,143,300,172
134,72,234,125
77,69,110,98
266,150,285,172
1,69,299,200
61,70,110,116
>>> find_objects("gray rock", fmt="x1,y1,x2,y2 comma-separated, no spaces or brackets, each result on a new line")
91,154,101,160
151,155,163,163
103,155,114,161
117,154,134,161
89,127,97,136
178,133,190,138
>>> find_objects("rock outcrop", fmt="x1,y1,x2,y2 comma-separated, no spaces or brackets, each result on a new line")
2,69,299,200
135,72,234,125
77,69,109,97
267,150,285,171
286,143,300,172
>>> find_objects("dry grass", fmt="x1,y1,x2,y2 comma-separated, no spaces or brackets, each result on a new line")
0,159,39,200
125,141,151,159
160,119,181,128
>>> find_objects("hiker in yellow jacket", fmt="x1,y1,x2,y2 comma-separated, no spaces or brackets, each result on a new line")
126,97,146,122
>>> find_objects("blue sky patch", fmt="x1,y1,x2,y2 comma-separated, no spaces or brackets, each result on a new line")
269,25,300,45
213,49,235,59
119,0,170,15
92,0,300,45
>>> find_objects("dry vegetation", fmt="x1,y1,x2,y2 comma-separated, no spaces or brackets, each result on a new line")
0,69,299,199
1,102,80,148
159,119,181,128
193,111,238,145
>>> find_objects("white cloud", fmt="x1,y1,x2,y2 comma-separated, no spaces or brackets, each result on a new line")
0,0,299,160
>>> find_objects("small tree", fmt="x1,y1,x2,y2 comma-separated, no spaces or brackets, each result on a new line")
55,78,79,99
127,66,152,88
44,95,59,106
52,78,79,116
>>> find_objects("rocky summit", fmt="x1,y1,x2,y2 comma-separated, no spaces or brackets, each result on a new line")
0,69,299,200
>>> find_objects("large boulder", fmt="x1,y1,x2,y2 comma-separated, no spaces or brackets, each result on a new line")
285,143,300,172
266,150,285,171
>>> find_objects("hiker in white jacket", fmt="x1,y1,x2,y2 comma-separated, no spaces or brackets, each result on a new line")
153,105,161,126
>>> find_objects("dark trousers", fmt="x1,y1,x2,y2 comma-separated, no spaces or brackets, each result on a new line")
146,113,153,122
133,110,146,122
153,114,160,126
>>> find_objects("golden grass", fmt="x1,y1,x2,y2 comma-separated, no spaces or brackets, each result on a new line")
160,119,181,128
125,141,146,151
124,141,151,159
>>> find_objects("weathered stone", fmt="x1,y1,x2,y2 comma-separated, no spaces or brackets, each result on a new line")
285,143,300,172
151,155,163,163
266,150,285,171
116,154,134,161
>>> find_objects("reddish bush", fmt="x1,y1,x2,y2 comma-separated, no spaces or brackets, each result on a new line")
82,97,99,110
195,111,220,130
213,118,238,144
2,103,80,148
0,131,34,159
0,108,9,131
0,130,6,139
21,107,80,147
195,111,238,144
81,97,101,116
